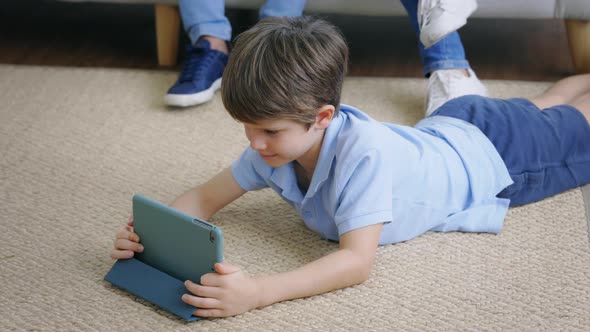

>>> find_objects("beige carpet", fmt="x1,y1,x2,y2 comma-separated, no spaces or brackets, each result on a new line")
1,65,589,331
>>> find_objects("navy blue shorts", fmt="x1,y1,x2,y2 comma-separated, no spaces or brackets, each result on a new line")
432,95,590,206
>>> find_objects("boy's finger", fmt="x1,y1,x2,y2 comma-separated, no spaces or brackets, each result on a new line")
200,273,224,287
127,215,134,225
181,294,222,310
114,238,144,252
214,262,240,275
116,229,139,242
110,249,135,260
194,308,224,318
185,280,222,299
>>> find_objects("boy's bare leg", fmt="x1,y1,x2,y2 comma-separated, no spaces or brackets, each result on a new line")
529,74,590,109
570,92,590,123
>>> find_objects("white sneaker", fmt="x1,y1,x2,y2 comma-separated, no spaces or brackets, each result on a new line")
425,68,487,116
418,0,478,48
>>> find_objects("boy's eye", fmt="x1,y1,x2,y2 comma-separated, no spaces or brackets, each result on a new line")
264,130,279,135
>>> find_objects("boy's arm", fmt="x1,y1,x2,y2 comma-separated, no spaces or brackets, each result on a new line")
170,167,246,220
111,167,245,260
182,222,383,317
258,222,383,303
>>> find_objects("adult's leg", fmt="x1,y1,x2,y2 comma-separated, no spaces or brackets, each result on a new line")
417,0,477,48
180,0,231,46
400,0,468,76
400,0,486,116
165,0,230,107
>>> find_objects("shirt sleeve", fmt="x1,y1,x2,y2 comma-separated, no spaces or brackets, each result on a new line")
230,147,270,191
334,148,394,236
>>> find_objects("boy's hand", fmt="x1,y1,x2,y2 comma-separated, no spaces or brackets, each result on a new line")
110,216,144,259
182,262,261,318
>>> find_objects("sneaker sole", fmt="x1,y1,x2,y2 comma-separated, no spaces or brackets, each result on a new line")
418,0,477,48
164,78,222,107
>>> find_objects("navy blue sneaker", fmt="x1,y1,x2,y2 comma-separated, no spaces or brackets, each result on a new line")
164,39,228,107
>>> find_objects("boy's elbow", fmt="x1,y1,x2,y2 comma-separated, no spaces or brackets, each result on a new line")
347,252,374,285
356,264,372,283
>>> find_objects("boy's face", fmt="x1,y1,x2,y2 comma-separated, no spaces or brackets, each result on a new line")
243,106,333,169
243,119,320,168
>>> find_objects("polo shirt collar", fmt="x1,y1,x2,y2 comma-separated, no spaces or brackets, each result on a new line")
268,162,303,203
267,105,347,204
302,106,346,203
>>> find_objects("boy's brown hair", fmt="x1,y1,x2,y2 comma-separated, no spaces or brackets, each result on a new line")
221,16,349,125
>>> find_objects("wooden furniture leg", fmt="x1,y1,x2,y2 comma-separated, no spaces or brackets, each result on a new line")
155,4,180,67
565,19,590,74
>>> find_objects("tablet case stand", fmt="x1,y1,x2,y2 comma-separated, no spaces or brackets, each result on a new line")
104,194,223,321
104,257,200,321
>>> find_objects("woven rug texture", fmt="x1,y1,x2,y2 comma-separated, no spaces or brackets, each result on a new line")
1,65,589,331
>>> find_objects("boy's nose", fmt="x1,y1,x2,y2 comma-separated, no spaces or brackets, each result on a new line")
249,135,267,151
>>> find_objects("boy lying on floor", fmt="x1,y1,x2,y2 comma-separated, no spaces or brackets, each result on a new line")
111,16,590,318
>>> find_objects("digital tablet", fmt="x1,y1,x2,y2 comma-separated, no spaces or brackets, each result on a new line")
132,194,223,283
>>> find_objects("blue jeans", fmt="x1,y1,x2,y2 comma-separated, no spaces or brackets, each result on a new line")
399,0,471,76
179,0,306,45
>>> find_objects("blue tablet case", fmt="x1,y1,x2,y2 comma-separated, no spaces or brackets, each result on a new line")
104,194,224,321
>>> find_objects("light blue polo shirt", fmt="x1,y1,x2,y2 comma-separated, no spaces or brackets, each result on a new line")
231,104,513,245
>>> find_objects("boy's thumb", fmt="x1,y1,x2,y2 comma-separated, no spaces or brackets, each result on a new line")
214,262,240,275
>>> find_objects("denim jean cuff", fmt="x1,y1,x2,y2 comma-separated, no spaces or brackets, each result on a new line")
187,23,232,45
423,60,471,77
259,0,306,18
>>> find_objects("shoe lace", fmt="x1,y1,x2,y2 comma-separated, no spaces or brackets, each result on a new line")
178,46,217,83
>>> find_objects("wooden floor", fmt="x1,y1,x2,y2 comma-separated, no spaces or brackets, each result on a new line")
0,0,576,81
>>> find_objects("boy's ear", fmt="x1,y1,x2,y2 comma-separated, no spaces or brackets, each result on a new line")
315,105,335,129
